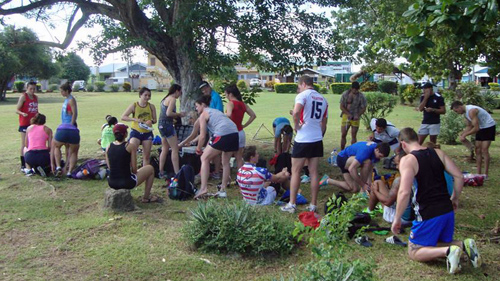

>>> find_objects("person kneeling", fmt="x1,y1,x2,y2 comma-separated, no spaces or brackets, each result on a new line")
106,123,159,203
237,146,289,205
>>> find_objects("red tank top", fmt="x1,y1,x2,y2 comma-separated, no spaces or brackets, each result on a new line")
229,100,246,131
19,93,38,126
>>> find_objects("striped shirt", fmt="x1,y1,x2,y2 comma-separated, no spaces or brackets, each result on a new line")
237,163,272,205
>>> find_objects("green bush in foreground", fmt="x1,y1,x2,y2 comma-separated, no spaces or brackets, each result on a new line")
184,201,295,256
439,110,465,145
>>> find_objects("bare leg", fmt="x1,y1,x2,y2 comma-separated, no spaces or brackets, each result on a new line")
20,132,26,166
196,146,221,197
213,154,221,174
53,141,63,168
68,144,79,173
141,140,153,166
359,161,373,192
429,135,437,144
221,151,232,190
480,140,491,175
418,134,427,145
159,138,171,173
236,147,244,169
327,173,359,193
308,157,320,206
168,135,180,174
351,126,359,145
408,240,462,262
289,157,306,205
341,124,350,150
368,181,383,211
136,165,155,199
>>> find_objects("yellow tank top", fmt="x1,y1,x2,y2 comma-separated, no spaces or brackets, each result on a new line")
131,102,153,133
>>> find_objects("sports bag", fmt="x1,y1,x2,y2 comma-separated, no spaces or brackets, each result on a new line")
168,164,197,200
71,159,107,179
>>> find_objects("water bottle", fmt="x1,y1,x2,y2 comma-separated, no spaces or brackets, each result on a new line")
170,178,178,188
330,149,338,166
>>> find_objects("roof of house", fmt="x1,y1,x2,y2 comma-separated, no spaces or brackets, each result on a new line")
116,63,147,72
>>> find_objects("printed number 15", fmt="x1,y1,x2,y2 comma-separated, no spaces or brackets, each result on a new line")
310,101,323,119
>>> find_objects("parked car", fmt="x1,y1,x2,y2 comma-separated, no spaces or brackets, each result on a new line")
72,80,86,91
249,78,261,87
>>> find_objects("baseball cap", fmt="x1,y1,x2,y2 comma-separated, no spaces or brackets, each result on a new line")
422,82,433,89
198,81,210,89
113,123,129,134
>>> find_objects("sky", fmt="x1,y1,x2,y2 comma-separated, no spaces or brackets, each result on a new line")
1,2,364,71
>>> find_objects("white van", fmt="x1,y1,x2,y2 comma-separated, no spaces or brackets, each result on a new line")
72,80,86,91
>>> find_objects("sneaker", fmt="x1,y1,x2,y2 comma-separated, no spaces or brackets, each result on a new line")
25,169,35,177
446,245,462,274
55,167,62,177
319,174,329,187
158,171,167,179
300,175,310,183
464,238,482,268
280,202,296,213
215,190,227,198
355,236,373,247
306,204,317,212
21,168,31,174
36,166,47,177
66,172,72,178
210,172,221,180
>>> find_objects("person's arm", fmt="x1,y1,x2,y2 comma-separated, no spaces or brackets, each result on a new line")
179,119,201,147
121,103,138,122
321,113,328,136
339,94,350,116
292,103,303,132
461,109,480,137
270,168,290,182
150,104,157,124
16,95,27,116
166,98,184,118
347,159,369,189
436,149,463,210
391,155,417,234
355,95,367,119
418,93,429,111
69,97,78,125
196,112,208,154
225,101,234,118
242,105,256,129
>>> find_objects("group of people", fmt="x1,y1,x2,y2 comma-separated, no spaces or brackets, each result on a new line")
16,77,494,274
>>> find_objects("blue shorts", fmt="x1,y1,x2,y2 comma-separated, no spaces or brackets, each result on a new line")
19,126,28,133
129,129,153,143
409,211,454,246
209,132,239,152
158,121,176,138
336,155,349,174
55,128,80,144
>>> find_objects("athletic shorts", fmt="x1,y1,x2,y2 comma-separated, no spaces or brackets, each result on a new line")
209,132,239,152
418,124,440,136
409,211,454,247
129,129,153,143
256,186,277,206
55,128,81,144
158,121,176,139
108,174,137,190
476,125,496,141
19,126,28,133
238,130,246,148
24,149,50,169
292,140,323,158
336,155,349,174
341,114,360,128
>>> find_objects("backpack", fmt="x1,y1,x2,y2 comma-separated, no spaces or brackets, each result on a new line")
71,159,107,179
168,165,197,200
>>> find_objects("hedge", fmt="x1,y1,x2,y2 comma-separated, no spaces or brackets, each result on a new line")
378,80,398,94
330,83,351,95
275,83,321,93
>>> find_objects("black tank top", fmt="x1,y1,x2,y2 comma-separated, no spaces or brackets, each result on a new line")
107,142,132,180
411,148,453,221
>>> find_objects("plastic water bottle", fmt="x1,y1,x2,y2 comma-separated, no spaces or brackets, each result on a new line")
329,149,338,166
170,178,178,188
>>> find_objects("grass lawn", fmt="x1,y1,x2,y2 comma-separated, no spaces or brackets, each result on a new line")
0,90,499,280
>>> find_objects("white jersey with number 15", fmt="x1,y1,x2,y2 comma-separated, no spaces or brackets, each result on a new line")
294,89,328,143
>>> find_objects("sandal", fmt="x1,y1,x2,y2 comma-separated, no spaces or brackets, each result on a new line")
141,195,162,203
385,235,407,247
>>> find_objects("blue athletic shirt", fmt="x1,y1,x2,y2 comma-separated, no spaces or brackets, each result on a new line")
338,141,378,164
210,90,224,112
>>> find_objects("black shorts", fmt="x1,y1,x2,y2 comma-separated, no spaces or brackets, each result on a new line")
55,128,81,144
19,126,28,133
476,125,496,141
209,132,239,152
108,174,137,190
336,155,349,174
24,149,50,168
291,140,323,158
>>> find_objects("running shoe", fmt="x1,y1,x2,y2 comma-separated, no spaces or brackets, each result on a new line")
306,204,317,212
300,175,310,183
319,174,329,187
55,167,62,177
25,169,35,177
280,202,296,213
464,238,482,268
36,166,47,177
446,245,462,274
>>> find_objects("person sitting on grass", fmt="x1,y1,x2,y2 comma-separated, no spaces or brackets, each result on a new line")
367,150,412,226
319,142,390,193
106,123,159,203
24,113,52,177
237,146,290,206
98,116,118,151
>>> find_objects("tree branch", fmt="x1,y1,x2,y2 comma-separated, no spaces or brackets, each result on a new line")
152,0,172,24
36,11,90,49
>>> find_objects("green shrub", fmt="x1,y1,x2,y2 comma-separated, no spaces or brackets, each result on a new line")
236,79,247,92
122,82,131,92
360,81,378,92
110,84,119,92
458,82,483,106
95,81,106,92
264,80,275,89
330,83,351,94
275,83,297,93
312,83,321,92
494,98,500,109
319,86,328,95
440,89,457,103
488,82,500,91
184,201,296,256
14,81,25,92
377,80,397,94
402,84,420,105
398,84,410,94
360,92,398,129
483,90,498,112
87,85,94,92
48,84,59,92
439,110,465,145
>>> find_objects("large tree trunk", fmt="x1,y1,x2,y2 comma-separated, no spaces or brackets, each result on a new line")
448,61,463,91
0,77,10,101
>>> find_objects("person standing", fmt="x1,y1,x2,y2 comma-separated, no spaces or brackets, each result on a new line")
272,117,293,154
280,76,328,213
417,82,445,145
451,101,496,176
340,81,366,150
16,81,38,173
121,87,157,167
53,83,80,177
392,127,481,274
